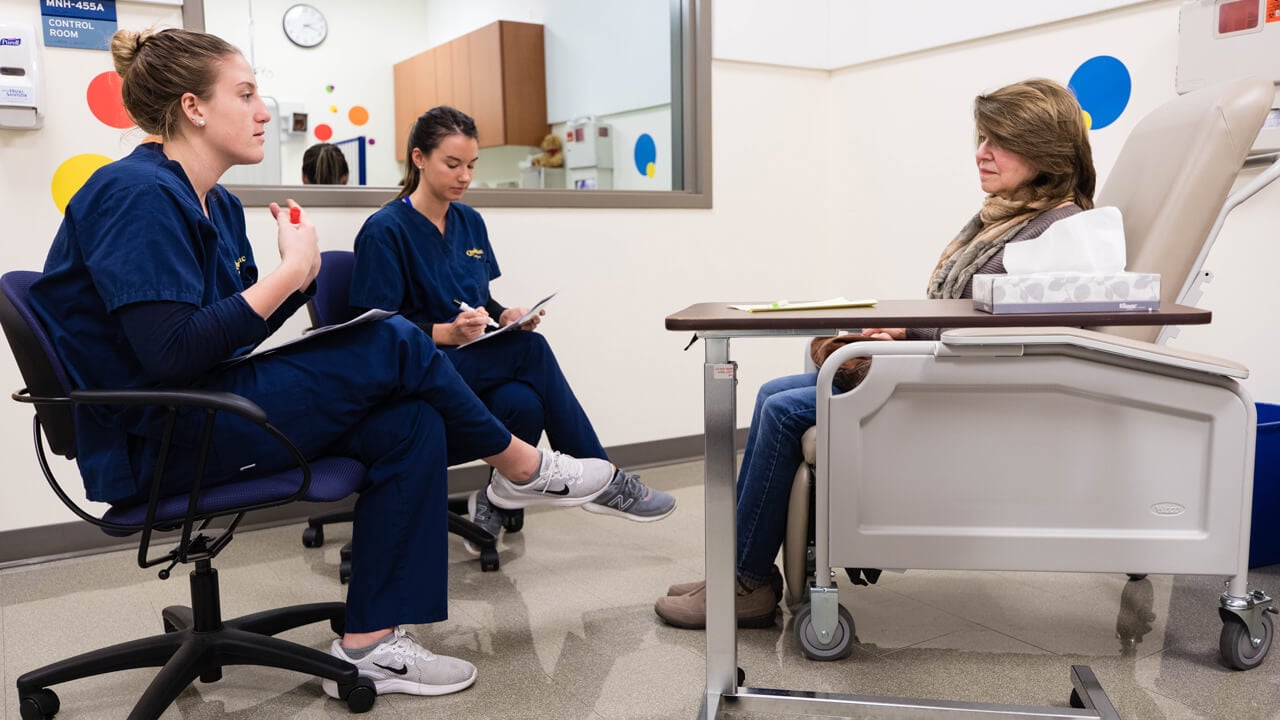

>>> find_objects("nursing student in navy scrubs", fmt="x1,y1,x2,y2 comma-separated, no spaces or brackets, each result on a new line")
349,107,676,547
30,28,619,701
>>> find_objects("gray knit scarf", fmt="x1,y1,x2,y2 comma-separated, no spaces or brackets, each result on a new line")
926,195,1062,299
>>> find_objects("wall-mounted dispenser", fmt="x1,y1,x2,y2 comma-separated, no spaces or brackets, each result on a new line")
0,23,42,130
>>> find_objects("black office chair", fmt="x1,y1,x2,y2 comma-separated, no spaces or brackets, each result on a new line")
300,250,519,577
0,271,377,719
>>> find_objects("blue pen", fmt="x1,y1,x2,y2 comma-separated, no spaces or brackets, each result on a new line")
453,298,500,328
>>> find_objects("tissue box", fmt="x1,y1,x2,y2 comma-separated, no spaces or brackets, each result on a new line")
973,272,1160,314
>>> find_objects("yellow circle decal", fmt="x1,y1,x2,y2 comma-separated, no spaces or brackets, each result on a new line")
646,161,655,178
51,154,112,214
1081,110,1093,131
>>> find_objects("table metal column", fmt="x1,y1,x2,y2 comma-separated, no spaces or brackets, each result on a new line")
699,335,737,718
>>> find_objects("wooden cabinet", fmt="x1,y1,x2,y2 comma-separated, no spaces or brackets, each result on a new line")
394,21,548,159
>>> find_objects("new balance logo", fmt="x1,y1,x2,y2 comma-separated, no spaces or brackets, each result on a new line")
373,662,408,676
607,495,636,511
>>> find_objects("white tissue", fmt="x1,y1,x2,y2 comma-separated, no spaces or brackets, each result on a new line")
1003,206,1127,274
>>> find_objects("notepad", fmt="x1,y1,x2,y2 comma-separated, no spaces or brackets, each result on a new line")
730,297,877,313
220,308,396,367
458,292,557,348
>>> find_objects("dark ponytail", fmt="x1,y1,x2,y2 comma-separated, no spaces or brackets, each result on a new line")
394,106,479,202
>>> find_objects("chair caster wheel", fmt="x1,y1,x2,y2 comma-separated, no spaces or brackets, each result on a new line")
340,542,352,561
340,676,377,713
502,508,525,533
737,667,745,685
1069,688,1085,708
480,546,500,572
339,560,351,584
302,526,324,548
1220,612,1273,670
794,603,855,661
330,615,346,637
1126,574,1146,582
19,688,59,719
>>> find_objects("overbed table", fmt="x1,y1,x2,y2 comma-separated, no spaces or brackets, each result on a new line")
664,299,1212,720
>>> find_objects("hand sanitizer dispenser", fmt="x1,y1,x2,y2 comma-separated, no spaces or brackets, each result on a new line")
0,24,42,130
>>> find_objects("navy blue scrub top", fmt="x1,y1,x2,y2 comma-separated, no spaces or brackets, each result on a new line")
30,142,265,502
350,200,501,326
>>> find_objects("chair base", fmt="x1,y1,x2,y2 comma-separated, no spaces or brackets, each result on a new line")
16,563,374,719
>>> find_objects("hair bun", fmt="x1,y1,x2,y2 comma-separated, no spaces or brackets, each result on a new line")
109,29,152,77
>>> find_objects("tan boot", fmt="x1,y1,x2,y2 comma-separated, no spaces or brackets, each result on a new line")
655,580,778,629
666,565,784,598
666,579,704,596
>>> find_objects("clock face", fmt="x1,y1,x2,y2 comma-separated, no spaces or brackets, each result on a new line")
283,4,327,48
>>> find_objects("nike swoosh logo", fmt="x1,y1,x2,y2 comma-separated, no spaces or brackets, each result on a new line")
373,662,408,676
546,486,571,496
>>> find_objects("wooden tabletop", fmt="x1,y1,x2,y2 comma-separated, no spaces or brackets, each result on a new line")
665,299,1211,332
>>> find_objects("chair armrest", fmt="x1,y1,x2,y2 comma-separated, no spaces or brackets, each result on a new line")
69,388,268,424
939,327,1248,379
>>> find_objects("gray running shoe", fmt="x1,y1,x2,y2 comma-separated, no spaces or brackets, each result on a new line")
322,627,476,698
488,450,615,509
464,484,504,555
583,469,677,522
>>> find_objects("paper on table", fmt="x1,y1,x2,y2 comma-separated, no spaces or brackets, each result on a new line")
730,297,877,313
219,308,396,367
458,292,557,348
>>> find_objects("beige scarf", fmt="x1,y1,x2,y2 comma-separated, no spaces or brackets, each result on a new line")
926,195,1064,299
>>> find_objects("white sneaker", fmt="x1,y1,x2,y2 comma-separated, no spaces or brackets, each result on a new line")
487,450,615,510
322,627,476,698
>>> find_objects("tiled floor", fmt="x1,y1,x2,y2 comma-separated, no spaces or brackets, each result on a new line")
2,459,1278,719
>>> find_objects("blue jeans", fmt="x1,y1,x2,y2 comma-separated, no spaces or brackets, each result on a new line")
736,372,820,586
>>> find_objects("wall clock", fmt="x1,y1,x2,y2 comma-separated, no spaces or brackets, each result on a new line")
283,4,328,48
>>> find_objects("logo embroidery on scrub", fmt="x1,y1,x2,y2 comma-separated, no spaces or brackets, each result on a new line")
465,248,485,258
234,256,247,271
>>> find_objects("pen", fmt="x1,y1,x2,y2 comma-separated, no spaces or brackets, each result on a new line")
452,298,500,328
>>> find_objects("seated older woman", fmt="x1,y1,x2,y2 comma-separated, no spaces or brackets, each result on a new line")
656,78,1098,629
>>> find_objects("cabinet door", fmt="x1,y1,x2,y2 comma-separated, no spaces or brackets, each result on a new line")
393,49,438,162
468,21,505,147
500,21,548,148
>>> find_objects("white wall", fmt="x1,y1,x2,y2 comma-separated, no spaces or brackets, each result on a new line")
2,0,1278,537
206,0,429,187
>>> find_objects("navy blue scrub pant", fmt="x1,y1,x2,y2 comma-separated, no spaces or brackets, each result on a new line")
442,330,606,458
129,317,511,633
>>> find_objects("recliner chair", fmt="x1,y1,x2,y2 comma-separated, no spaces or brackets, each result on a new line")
0,271,378,719
784,76,1278,672
299,250,521,577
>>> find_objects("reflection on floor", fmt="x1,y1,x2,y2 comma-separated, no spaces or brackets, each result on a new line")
2,459,1278,719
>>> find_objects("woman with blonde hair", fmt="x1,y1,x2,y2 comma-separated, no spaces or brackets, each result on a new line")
656,78,1096,629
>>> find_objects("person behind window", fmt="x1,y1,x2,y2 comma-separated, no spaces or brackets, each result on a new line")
655,78,1098,629
302,141,349,185
31,27,621,701
347,106,677,552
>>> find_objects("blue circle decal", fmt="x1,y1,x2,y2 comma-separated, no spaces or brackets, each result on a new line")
633,133,657,178
1068,56,1131,131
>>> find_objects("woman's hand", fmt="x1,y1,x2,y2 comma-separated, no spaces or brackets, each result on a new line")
442,308,490,345
269,200,320,291
862,327,906,341
501,306,544,331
